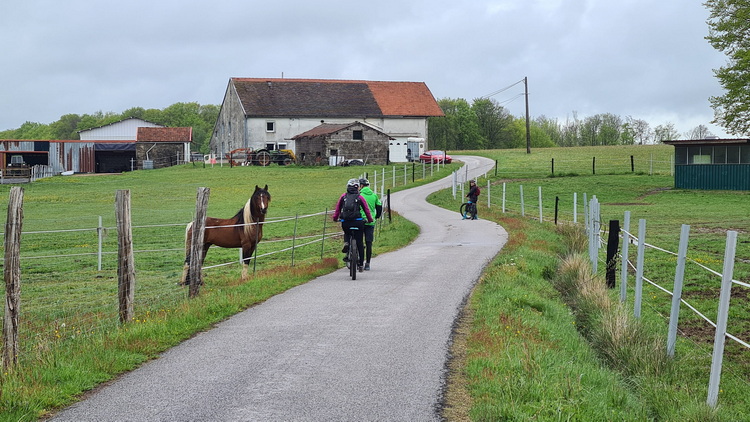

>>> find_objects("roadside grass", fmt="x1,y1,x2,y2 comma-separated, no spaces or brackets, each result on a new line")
431,145,749,420
0,162,443,421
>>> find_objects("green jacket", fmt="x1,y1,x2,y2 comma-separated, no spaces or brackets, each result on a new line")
359,186,382,226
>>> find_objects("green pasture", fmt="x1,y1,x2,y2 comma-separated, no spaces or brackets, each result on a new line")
431,145,749,420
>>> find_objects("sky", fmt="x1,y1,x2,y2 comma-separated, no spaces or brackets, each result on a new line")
0,0,731,138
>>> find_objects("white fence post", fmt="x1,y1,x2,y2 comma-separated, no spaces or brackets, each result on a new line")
667,224,691,357
520,185,525,217
619,211,631,303
707,230,738,408
573,192,578,224
634,219,646,318
97,216,103,271
583,193,588,229
502,183,506,213
538,186,543,222
487,180,491,209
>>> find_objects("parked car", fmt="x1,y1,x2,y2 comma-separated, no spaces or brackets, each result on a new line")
419,150,452,164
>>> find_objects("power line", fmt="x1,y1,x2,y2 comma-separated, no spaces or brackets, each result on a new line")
479,78,525,99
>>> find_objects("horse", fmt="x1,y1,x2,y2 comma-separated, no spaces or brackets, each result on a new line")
180,185,271,285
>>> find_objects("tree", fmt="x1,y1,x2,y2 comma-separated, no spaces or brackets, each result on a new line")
429,98,485,150
625,116,652,145
653,122,680,143
686,124,714,139
705,0,750,136
471,98,514,149
49,114,82,140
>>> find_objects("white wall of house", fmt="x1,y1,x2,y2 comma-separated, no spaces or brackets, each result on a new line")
230,116,428,158
79,119,163,141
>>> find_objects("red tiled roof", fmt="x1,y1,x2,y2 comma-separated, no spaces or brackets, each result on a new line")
136,127,193,142
231,78,444,118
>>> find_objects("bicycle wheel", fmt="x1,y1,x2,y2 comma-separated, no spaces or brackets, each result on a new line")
349,237,358,280
459,202,469,217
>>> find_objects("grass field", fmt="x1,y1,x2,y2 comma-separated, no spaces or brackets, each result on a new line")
0,145,748,420
430,145,750,420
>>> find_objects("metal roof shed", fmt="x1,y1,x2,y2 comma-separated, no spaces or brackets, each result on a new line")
663,138,750,190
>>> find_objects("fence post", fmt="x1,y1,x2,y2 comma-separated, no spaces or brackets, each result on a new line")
387,190,392,222
321,208,328,259
592,157,596,175
291,213,298,267
98,216,103,271
573,192,578,224
620,211,631,303
487,180,491,209
452,171,456,199
630,155,634,172
538,186,543,222
404,164,407,186
606,220,620,288
667,224,690,357
634,219,646,318
551,158,554,176
188,187,210,298
707,230,738,408
502,182,506,213
115,189,136,322
520,185,525,217
554,196,559,225
3,186,24,370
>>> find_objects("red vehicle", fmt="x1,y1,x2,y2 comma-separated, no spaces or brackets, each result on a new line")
419,150,452,164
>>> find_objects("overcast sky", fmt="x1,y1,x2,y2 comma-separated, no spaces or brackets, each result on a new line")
0,0,730,138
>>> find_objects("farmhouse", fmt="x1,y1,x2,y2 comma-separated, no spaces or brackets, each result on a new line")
209,78,444,164
663,137,750,190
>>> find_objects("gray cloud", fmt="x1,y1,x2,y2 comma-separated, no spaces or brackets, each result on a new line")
0,0,729,137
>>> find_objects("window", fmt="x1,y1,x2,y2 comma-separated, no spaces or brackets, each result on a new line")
266,143,276,151
353,130,363,140
277,143,287,150
727,146,740,164
741,146,750,164
675,147,688,165
266,121,275,132
714,146,727,164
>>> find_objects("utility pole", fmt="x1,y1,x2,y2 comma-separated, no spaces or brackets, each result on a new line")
524,76,531,154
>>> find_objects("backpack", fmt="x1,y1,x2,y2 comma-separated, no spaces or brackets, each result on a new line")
475,187,481,196
340,192,361,221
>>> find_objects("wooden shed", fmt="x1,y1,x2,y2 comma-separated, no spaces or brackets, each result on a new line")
663,137,750,190
292,122,392,165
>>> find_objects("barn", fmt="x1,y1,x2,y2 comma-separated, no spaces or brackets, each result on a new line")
663,137,750,190
209,78,444,164
292,122,392,165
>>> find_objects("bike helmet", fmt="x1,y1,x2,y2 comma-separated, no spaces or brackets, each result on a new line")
359,178,370,187
347,178,360,188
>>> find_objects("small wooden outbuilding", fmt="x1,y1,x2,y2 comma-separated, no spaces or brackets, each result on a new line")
663,137,750,190
292,122,392,165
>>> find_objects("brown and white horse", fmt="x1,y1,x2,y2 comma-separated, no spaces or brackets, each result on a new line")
180,185,270,285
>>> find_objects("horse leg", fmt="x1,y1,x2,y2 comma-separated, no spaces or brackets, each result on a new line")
241,244,256,281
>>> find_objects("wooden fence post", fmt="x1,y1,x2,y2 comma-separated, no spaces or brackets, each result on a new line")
189,187,210,298
115,190,135,324
3,187,24,369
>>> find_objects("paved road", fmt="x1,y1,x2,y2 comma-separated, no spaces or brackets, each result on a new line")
50,156,507,422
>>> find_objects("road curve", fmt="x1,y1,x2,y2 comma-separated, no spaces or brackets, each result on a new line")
50,156,507,422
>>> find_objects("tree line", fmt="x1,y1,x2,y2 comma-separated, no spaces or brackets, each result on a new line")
0,103,219,154
428,98,716,152
2,98,716,154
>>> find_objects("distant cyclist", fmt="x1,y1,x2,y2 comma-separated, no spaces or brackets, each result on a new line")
463,179,480,220
333,178,373,272
358,178,382,271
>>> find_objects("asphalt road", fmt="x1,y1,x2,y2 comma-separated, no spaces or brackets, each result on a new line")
50,155,508,422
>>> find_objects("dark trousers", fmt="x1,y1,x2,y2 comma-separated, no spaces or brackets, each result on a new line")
363,224,375,263
342,220,365,266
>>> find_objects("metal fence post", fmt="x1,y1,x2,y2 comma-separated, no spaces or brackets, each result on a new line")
667,224,690,357
634,218,646,318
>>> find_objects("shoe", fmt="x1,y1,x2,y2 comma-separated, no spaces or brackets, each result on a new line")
341,242,349,253
357,265,364,272
364,263,370,271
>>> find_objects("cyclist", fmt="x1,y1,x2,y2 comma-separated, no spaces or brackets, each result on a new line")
358,178,382,271
332,178,373,272
464,179,480,220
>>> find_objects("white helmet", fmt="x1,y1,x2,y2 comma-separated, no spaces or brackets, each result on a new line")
347,178,360,188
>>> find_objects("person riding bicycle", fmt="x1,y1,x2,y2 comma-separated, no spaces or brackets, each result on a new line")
464,179,480,220
358,178,382,271
332,178,373,272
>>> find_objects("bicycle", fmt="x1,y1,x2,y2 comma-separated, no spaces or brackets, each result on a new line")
344,226,360,280
459,201,477,219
